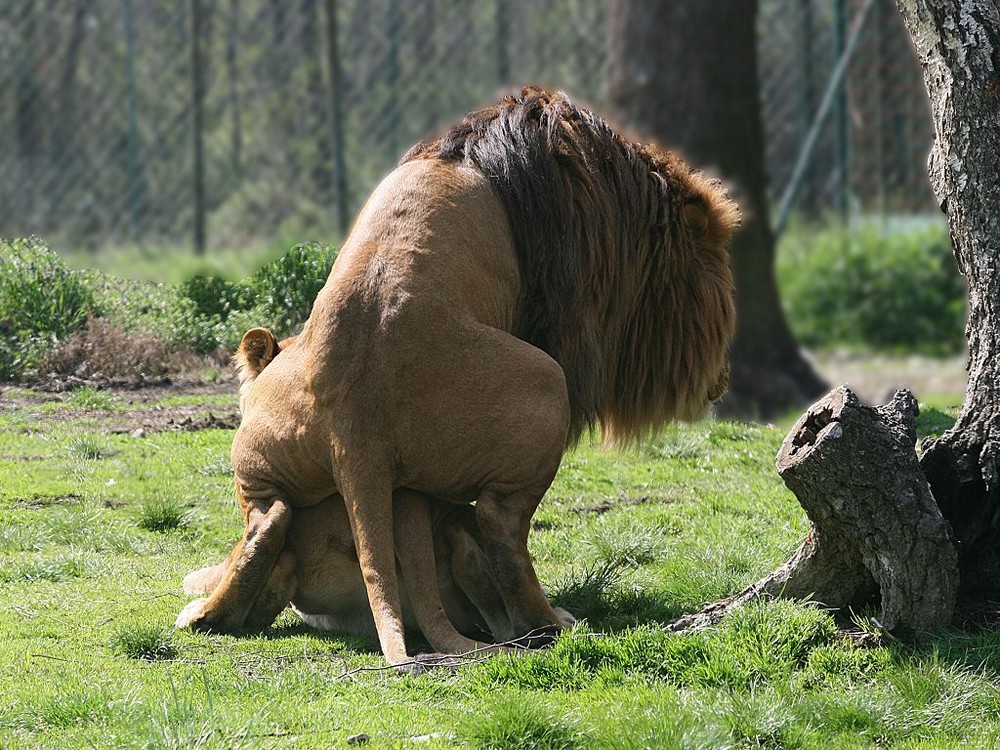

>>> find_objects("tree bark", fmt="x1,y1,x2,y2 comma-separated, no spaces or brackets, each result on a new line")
670,387,958,636
673,3,1000,635
895,0,1000,599
606,0,827,420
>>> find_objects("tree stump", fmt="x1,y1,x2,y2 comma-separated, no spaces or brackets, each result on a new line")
670,386,959,636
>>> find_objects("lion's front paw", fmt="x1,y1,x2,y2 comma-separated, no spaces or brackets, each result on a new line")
553,607,576,628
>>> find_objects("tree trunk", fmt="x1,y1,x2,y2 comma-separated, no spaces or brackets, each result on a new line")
606,0,827,420
672,2,1000,635
670,387,958,636
895,0,1000,599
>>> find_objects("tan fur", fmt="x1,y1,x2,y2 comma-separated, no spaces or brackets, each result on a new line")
176,88,737,668
182,328,525,654
182,494,524,644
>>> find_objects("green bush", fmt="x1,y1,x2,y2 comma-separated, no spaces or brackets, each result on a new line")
777,223,966,353
0,237,94,379
86,273,222,355
245,241,335,335
179,274,248,321
1,241,334,374
160,242,335,353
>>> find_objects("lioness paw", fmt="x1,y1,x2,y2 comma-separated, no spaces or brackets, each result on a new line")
175,598,210,630
182,566,222,595
554,607,576,628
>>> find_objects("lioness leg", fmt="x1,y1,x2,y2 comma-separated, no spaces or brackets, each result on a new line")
182,554,233,596
243,550,298,629
176,497,292,633
475,487,564,646
442,518,514,641
182,549,298,631
393,490,494,656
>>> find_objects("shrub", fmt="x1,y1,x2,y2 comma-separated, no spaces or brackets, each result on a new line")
0,237,94,379
179,274,248,321
1,241,334,376
42,316,194,382
89,270,257,355
778,222,966,354
245,241,335,335
152,242,334,354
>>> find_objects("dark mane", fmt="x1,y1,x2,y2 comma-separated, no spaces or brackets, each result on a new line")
401,87,738,444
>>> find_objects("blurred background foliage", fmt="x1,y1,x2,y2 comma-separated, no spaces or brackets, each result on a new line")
2,0,935,250
0,0,965,386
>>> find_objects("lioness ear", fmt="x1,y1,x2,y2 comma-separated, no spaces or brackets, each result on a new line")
234,327,279,383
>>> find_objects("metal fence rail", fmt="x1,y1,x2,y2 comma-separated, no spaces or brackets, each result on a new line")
0,0,933,254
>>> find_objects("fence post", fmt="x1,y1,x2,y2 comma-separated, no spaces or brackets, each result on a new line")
496,0,510,84
386,0,402,158
773,0,875,239
226,0,243,180
190,0,207,255
798,0,816,217
122,0,142,240
324,0,350,237
834,0,851,222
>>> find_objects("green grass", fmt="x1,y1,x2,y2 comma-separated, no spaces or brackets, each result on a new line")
65,385,116,411
2,379,998,748
136,495,189,533
110,622,178,661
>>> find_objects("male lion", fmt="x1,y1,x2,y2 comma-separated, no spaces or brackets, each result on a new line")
177,87,738,668
181,328,535,650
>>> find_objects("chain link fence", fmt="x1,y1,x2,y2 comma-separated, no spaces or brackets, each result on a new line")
1,0,933,253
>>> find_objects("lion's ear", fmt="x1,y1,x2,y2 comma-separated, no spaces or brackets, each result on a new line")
234,327,280,383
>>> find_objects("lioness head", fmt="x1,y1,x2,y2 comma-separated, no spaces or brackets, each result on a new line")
233,327,297,411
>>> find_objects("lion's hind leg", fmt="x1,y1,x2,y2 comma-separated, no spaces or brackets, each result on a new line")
394,491,496,660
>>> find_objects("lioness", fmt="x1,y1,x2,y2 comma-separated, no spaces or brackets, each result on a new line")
181,328,541,649
177,88,737,668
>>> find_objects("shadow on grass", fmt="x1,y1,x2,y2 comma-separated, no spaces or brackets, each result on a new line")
550,562,686,632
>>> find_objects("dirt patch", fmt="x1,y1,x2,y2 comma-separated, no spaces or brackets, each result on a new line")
1,379,242,436
570,495,670,515
14,493,84,509
2,352,968,438
109,411,241,436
